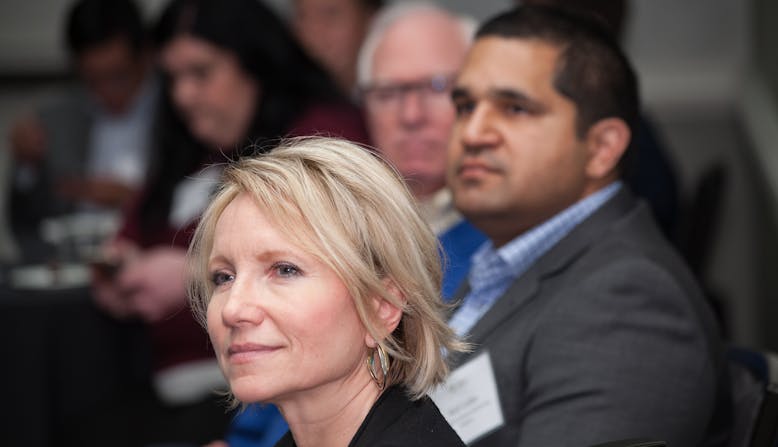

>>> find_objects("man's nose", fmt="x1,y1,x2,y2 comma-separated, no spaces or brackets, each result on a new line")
460,104,499,151
398,89,428,128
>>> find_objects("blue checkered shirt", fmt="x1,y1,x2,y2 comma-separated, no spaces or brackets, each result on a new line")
448,182,622,337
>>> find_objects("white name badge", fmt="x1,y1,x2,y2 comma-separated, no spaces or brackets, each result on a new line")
430,351,504,444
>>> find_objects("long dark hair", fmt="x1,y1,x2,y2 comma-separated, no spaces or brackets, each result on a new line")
140,0,342,235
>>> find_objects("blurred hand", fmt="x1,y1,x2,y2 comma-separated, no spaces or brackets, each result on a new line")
9,114,47,164
203,441,229,447
91,238,141,319
117,246,189,322
58,177,137,208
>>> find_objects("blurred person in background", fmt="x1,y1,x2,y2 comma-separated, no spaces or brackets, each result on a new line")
357,2,486,300
292,0,384,97
85,0,368,445
7,0,157,260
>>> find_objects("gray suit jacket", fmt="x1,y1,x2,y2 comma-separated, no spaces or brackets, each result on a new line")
451,189,730,447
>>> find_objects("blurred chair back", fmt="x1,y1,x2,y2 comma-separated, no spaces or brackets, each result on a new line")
749,383,778,447
590,440,666,447
728,346,778,447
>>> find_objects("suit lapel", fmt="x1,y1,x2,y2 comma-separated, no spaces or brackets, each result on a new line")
463,269,540,348
457,188,640,354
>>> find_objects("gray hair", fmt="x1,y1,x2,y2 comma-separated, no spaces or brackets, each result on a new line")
356,1,476,88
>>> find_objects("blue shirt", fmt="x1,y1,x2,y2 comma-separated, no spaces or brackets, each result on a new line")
448,182,622,337
226,404,288,447
439,219,488,300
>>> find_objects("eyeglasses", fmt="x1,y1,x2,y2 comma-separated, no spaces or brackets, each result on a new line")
360,74,456,111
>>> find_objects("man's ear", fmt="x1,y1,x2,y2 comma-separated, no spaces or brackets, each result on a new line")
364,280,405,348
584,117,631,179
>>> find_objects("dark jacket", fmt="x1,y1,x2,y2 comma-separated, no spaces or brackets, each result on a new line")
450,188,730,447
274,386,465,447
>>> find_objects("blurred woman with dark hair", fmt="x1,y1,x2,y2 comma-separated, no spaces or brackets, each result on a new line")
89,0,368,445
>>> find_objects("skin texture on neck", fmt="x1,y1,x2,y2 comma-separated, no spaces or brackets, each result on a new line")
279,375,381,447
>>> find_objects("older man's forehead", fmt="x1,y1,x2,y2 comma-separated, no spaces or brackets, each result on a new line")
370,12,468,81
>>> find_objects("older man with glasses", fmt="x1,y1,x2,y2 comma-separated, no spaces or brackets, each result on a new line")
357,2,485,299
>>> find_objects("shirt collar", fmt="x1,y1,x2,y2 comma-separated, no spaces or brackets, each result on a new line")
470,181,623,286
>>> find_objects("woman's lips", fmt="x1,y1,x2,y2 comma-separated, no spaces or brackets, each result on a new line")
227,343,281,364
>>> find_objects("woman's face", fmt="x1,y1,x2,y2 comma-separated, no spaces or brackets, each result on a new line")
206,194,373,404
160,35,259,149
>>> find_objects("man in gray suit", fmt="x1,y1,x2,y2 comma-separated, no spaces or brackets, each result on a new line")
444,6,730,446
9,0,156,243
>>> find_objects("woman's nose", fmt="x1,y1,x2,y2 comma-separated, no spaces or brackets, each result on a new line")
220,277,265,327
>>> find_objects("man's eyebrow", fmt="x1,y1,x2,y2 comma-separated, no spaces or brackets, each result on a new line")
451,86,534,102
451,85,546,113
489,87,531,103
490,87,547,113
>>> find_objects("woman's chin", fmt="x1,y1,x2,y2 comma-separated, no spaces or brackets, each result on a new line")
230,378,277,404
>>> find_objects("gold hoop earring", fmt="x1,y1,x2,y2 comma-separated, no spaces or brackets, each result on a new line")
366,344,390,390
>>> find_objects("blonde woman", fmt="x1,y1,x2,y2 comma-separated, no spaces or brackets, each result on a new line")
188,137,465,447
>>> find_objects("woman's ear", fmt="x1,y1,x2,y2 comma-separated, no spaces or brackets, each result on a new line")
584,117,631,179
364,280,405,348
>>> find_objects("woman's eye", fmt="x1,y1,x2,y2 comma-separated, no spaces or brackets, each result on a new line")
211,271,234,286
274,263,302,278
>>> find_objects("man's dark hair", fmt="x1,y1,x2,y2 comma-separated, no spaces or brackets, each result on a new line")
361,0,386,13
65,0,146,56
519,0,628,40
476,5,639,138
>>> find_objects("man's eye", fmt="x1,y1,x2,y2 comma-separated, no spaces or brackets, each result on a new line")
211,271,234,286
372,86,400,102
504,103,527,115
453,100,475,116
273,263,302,278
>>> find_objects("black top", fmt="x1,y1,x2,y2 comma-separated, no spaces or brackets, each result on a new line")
274,386,465,447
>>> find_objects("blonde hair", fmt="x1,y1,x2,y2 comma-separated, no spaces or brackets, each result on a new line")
188,137,465,399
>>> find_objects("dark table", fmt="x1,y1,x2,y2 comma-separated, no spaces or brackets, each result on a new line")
0,278,150,446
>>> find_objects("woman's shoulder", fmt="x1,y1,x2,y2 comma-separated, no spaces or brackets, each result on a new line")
351,387,465,447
